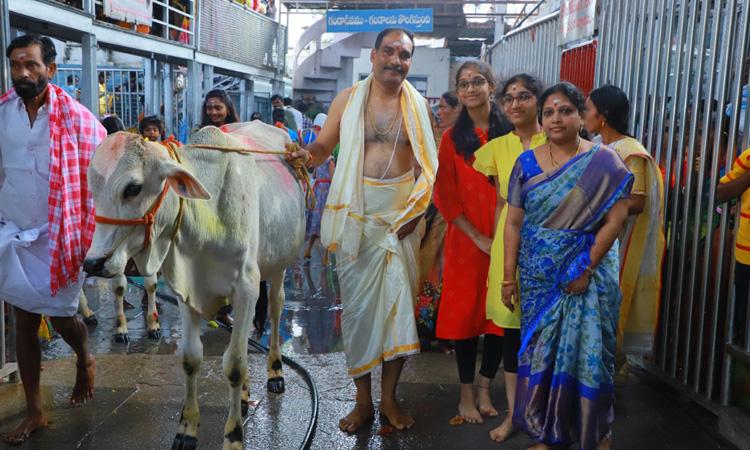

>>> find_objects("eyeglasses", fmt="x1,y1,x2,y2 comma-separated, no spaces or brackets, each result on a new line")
457,77,488,91
501,92,535,106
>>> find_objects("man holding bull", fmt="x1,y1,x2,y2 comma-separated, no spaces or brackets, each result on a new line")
0,35,104,444
288,28,438,432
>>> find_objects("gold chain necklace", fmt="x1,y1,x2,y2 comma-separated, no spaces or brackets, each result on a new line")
367,100,400,137
548,138,582,169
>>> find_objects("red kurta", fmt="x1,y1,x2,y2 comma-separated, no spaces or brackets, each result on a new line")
434,128,504,340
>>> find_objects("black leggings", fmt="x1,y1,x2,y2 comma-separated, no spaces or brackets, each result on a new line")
454,329,521,384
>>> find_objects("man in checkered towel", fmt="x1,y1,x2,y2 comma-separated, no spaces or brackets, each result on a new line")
0,35,106,445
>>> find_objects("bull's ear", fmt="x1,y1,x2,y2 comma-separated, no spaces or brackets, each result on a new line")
159,159,211,200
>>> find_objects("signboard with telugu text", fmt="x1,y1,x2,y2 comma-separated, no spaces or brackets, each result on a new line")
326,9,433,33
559,0,596,45
103,0,152,26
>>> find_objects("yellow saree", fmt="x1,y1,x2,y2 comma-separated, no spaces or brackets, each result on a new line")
612,137,666,355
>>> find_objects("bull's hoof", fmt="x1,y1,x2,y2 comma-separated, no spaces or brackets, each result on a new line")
83,315,98,326
113,333,130,344
223,423,243,449
148,329,162,340
267,376,285,393
171,433,197,450
241,399,249,416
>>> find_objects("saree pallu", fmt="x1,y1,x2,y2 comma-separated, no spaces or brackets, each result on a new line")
613,137,666,356
510,145,633,450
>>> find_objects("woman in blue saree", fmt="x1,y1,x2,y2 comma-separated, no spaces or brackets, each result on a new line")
502,82,632,450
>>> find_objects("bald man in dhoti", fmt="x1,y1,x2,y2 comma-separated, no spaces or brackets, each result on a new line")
1,35,104,444
288,28,437,433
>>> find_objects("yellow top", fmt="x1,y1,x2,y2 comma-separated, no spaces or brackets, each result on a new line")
720,147,750,265
473,131,547,329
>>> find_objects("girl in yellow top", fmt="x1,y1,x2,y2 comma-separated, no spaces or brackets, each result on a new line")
473,73,546,443
583,85,666,382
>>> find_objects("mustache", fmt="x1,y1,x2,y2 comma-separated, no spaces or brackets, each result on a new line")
384,66,404,73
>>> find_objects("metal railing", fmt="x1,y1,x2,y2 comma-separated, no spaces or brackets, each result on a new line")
199,0,287,71
595,0,750,410
488,11,560,85
54,66,146,127
93,0,195,46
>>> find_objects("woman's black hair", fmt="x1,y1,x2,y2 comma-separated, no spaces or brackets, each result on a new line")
499,73,544,99
101,115,125,135
441,91,459,108
250,111,262,121
588,84,631,136
538,82,589,139
451,60,512,160
200,89,239,128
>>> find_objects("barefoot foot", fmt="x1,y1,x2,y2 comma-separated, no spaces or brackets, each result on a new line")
2,412,48,445
597,437,612,450
527,443,552,450
338,402,374,433
489,415,514,442
475,378,498,417
458,398,483,424
70,355,95,405
379,400,415,430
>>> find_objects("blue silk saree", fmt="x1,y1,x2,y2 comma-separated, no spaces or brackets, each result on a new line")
508,144,633,450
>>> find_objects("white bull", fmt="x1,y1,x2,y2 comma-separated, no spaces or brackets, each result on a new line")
83,122,305,450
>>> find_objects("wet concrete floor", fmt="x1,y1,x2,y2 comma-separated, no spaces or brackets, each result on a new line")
0,244,740,449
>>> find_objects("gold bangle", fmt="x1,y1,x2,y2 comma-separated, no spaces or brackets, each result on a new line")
502,280,517,286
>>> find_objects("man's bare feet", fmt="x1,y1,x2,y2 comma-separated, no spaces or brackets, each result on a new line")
458,384,483,424
2,412,48,445
338,402,375,433
475,376,498,417
70,355,95,405
379,399,415,430
489,415,514,442
527,443,552,450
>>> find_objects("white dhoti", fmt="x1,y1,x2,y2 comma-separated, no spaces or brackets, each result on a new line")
0,221,82,317
321,74,438,378
337,173,425,377
0,96,83,317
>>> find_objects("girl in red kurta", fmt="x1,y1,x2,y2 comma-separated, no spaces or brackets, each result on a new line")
434,60,512,424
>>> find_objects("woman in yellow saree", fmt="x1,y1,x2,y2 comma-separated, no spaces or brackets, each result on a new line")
584,85,666,381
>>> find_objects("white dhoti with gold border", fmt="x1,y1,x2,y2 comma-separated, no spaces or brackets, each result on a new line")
336,172,424,377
